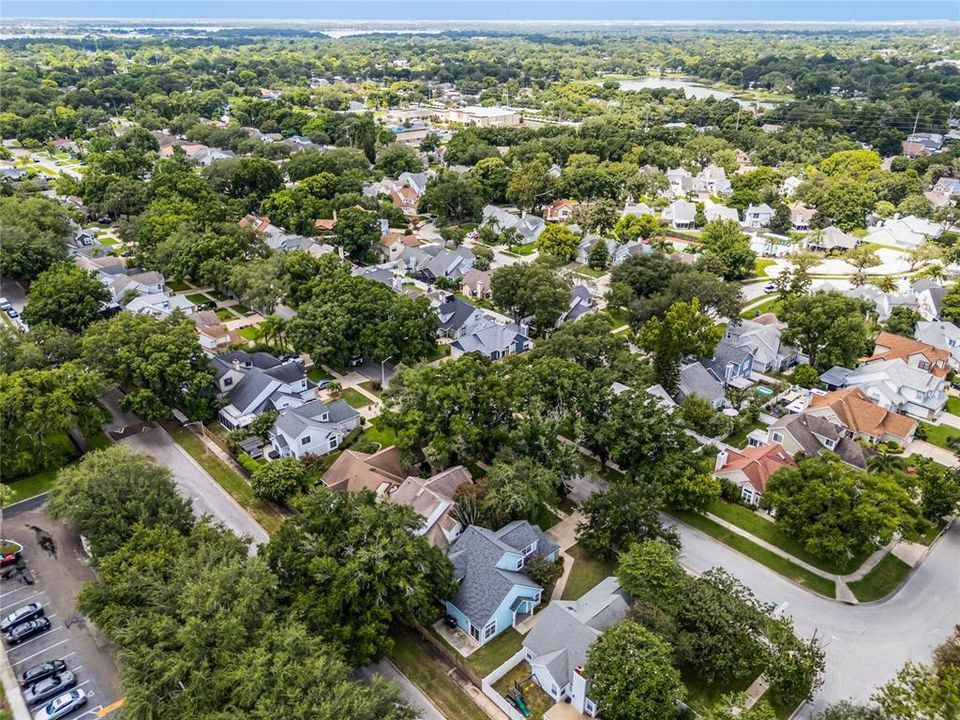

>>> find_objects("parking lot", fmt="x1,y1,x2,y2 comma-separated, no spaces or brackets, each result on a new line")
2,503,123,719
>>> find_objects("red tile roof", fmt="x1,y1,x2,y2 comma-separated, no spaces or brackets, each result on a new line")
717,443,796,494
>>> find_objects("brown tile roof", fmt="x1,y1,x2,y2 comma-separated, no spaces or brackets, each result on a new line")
866,331,950,378
806,387,917,441
379,232,419,248
717,443,796,494
321,446,405,494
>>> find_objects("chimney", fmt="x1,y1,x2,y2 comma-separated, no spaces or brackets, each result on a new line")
392,274,402,293
715,448,729,472
380,218,389,235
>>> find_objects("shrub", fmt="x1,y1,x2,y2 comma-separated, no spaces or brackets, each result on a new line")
250,457,306,502
527,555,563,589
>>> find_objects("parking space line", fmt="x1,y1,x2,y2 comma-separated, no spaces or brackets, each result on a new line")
97,699,125,717
0,584,39,600
6,627,60,651
10,639,70,666
0,590,47,611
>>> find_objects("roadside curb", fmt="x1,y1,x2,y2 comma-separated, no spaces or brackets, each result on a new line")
0,643,31,720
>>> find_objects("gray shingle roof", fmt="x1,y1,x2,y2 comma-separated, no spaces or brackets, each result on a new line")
677,361,725,404
273,398,358,439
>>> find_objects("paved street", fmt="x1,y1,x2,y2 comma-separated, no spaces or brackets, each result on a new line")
672,516,960,716
119,427,269,549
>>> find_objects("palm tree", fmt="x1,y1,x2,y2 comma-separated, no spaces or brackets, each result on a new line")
871,276,898,293
255,315,288,351
867,450,907,475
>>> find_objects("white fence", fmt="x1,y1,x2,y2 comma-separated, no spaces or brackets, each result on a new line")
481,649,528,720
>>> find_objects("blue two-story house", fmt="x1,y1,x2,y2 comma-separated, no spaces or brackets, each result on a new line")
704,337,756,388
444,521,558,646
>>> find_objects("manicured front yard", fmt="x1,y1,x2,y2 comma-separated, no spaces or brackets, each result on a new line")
754,257,777,277
848,554,912,603
682,669,752,715
4,431,111,503
561,544,616,600
491,662,553,720
388,628,489,720
946,396,960,416
706,499,868,575
572,263,606,278
362,417,397,448
740,296,782,319
340,387,372,409
510,242,538,256
465,628,525,677
238,326,259,341
186,293,213,305
166,279,191,292
358,380,384,398
667,508,836,598
423,343,452,362
215,307,238,321
918,421,960,450
166,426,285,535
306,365,332,382
723,420,766,449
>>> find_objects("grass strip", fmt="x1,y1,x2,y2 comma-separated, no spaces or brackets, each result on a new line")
848,554,912,603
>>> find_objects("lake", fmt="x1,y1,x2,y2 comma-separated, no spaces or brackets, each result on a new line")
618,77,777,109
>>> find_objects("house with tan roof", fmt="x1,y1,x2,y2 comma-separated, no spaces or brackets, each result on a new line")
714,443,796,506
805,387,917,446
389,466,472,548
321,446,406,495
378,231,420,262
864,331,951,378
391,185,421,217
545,199,577,222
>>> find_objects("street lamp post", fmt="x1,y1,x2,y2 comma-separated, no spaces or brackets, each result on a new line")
381,356,393,388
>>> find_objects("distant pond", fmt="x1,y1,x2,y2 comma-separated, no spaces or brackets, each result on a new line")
618,77,778,109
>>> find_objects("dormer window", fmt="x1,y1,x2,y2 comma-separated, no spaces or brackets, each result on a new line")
320,413,329,422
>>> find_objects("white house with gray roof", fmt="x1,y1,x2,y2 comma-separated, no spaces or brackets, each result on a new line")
827,358,947,421
211,351,316,430
662,200,696,229
481,205,546,245
915,321,960,367
269,398,360,459
744,203,774,228
522,577,629,717
676,361,726,408
444,522,558,646
449,317,530,360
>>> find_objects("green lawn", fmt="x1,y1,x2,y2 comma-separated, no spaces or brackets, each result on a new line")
215,307,239,321
946,396,960,416
340,387,372,409
682,670,753,715
362,417,397,448
358,380,384,398
848,554,912,603
186,293,213,305
166,426,285,535
706,499,868,575
465,628,525,677
723,420,766,449
208,289,227,300
741,296,782,319
97,236,117,246
166,279,191,292
918,421,960,450
388,628,490,720
754,258,777,277
4,431,111,503
572,263,606,278
233,304,254,316
561,544,616,600
306,365,333,382
667,508,836,598
422,343,452,362
238,326,259,341
601,307,630,327
491,661,553,720
511,242,538,256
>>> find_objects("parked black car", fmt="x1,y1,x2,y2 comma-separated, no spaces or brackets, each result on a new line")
0,602,43,632
19,659,67,688
4,617,50,645
24,671,77,706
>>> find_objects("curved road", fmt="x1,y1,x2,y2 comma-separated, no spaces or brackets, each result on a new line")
671,516,960,715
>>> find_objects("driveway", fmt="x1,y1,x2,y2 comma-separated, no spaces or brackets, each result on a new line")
119,428,269,549
672,516,960,716
361,660,446,720
905,439,958,468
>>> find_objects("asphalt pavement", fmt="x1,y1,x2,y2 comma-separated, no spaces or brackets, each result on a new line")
361,660,446,720
672,515,960,716
119,427,270,549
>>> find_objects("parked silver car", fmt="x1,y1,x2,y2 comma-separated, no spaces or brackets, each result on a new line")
0,603,44,632
24,671,76,706
33,689,87,720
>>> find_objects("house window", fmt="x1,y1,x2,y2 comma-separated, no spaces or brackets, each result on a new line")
301,436,311,446
515,557,524,570
329,437,340,451
483,621,496,640
551,684,559,698
772,432,783,444
585,699,597,716
522,542,536,556
320,413,329,422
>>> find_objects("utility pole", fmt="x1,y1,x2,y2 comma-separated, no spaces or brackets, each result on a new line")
911,109,920,136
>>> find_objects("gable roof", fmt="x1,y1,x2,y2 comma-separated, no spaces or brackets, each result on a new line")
390,466,472,547
273,398,359,440
322,446,405,494
866,331,950,378
806,387,917,440
447,522,557,628
451,318,527,356
523,577,629,690
716,443,796,494
771,413,872,469
678,361,725,404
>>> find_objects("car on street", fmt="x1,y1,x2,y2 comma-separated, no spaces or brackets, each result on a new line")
23,671,77,706
19,660,67,688
1,603,44,632
5,617,51,645
33,689,87,720
7,308,20,318
763,283,777,293
0,298,11,311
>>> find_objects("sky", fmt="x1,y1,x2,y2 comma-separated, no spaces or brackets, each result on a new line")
3,1,958,23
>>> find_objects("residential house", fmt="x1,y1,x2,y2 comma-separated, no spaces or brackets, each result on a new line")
675,361,726,408
558,285,597,325
823,358,948,421
863,215,942,250
51,138,79,154
901,133,943,158
390,466,473,548
829,284,916,323
704,203,740,223
744,203,774,229
192,311,243,352
269,398,361,458
722,318,797,373
191,147,235,167
576,236,616,267
864,331,951,378
805,387,917,446
915,321,960,367
621,201,654,218
912,280,947,321
460,269,493,300
767,413,872,470
417,246,475,282
123,291,195,319
932,177,960,198
378,232,420,262
443,106,521,128
613,239,652,265
545,199,577,222
695,164,732,195
158,142,208,159
284,135,320,152
211,351,316,430
705,338,756,387
449,318,530,360
321,446,405,494
781,176,803,198
444,522,558,646
434,294,487,340
662,200,696,230
522,577,630,717
666,168,694,195
806,226,858,253
481,205,546,245
790,204,817,232
714,444,796,506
